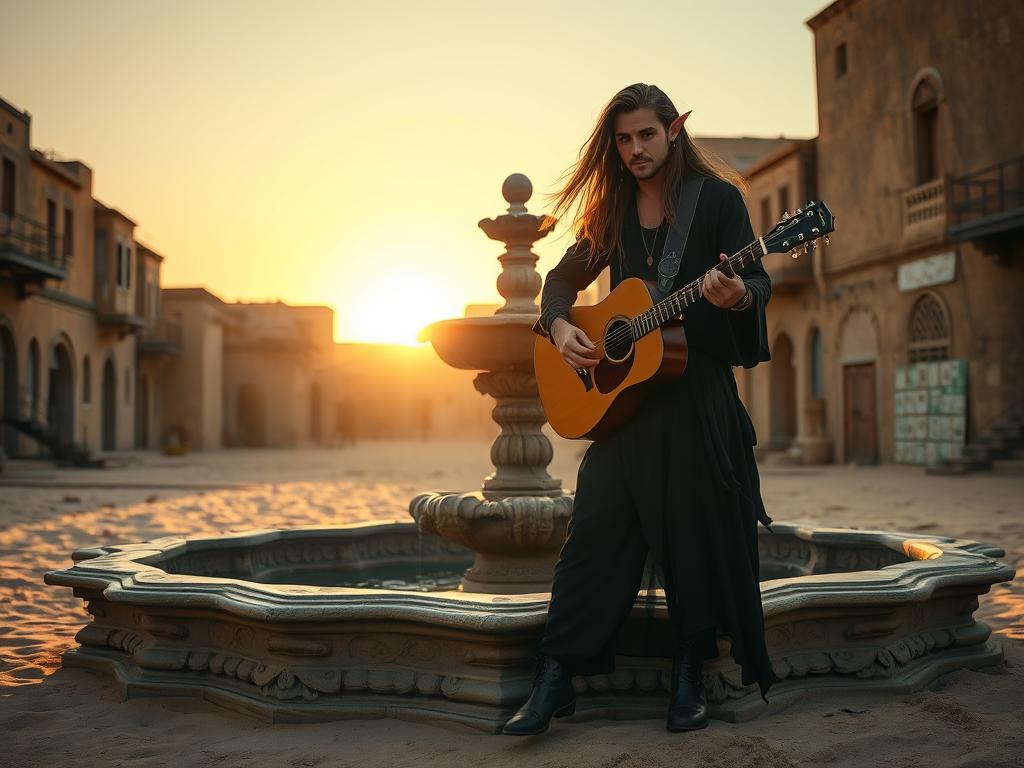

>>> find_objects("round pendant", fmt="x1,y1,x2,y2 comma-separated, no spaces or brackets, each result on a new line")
646,255,653,266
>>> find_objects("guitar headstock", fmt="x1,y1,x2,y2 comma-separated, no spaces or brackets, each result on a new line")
762,200,836,258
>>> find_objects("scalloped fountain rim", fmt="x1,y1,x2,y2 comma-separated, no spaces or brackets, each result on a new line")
48,520,1009,621
44,520,1015,730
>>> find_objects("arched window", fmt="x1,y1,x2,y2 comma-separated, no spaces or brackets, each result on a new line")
82,355,91,404
809,327,824,398
908,293,950,362
912,79,940,184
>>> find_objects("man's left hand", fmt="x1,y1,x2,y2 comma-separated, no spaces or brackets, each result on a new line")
703,253,747,309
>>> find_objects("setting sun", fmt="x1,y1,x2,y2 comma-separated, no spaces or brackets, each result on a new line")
340,263,464,345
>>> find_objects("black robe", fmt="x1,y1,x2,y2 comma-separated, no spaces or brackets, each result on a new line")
533,175,778,702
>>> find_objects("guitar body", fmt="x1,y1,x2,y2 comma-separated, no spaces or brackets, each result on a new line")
534,277,688,440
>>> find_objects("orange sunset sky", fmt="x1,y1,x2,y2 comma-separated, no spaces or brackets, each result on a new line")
1,0,825,343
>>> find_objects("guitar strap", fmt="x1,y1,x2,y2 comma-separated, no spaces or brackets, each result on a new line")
652,175,704,300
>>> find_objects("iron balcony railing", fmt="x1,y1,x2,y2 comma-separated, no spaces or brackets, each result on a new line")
950,155,1024,229
0,211,68,276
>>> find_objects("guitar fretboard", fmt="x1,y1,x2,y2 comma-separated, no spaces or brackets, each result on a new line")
629,240,763,337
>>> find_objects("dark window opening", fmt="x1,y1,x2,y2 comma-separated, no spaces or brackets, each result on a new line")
810,328,824,397
835,43,847,78
46,199,57,260
63,208,74,259
1,158,14,216
778,186,790,219
760,196,772,233
82,355,91,404
912,80,940,184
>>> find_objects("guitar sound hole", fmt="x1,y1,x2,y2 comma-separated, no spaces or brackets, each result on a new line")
604,319,633,363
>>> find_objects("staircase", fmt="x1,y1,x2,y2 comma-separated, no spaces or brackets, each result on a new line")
927,405,1024,475
2,416,106,467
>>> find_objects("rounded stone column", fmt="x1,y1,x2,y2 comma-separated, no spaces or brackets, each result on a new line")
410,173,574,593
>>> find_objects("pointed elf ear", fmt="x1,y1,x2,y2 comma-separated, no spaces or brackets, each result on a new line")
669,110,692,142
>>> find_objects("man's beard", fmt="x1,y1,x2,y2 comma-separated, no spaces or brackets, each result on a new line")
630,154,667,181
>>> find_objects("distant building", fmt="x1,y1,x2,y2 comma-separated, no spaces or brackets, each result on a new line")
221,300,335,448
696,136,800,175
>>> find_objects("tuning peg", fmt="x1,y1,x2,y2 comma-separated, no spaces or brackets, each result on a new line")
790,249,800,260
809,241,816,251
781,211,790,220
824,235,831,245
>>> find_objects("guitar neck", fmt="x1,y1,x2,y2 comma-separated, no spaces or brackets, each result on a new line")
629,240,765,338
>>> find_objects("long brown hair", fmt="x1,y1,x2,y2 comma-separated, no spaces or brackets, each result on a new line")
543,83,748,269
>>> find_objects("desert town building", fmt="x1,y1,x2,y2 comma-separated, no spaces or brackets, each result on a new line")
1,96,141,463
734,0,1023,467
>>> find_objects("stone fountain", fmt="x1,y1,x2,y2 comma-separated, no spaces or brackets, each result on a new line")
44,175,1016,732
409,173,573,594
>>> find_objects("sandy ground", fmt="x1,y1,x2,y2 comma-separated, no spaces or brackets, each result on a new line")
0,440,1021,768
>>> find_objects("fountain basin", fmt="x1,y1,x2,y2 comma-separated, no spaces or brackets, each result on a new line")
45,521,1014,731
417,315,540,371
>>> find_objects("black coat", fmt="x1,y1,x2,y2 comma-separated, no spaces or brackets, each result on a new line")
534,175,778,702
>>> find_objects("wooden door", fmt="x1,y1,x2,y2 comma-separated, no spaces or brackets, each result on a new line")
843,362,877,464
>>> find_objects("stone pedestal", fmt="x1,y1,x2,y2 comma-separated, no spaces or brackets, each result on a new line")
410,174,574,593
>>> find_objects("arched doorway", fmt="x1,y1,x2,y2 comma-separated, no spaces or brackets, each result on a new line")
47,341,75,448
137,374,149,449
770,333,797,450
310,383,322,445
0,324,17,455
839,308,879,464
237,383,267,447
27,339,40,423
101,357,117,451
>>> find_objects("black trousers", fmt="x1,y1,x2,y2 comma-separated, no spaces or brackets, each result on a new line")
537,436,714,676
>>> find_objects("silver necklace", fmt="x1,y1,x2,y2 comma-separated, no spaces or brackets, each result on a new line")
639,219,662,266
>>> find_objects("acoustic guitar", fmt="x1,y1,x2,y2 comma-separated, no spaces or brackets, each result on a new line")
534,200,836,440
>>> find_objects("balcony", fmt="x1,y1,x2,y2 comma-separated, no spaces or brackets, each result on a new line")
96,284,145,333
0,212,67,296
760,249,813,293
137,316,183,355
902,178,947,244
949,155,1024,243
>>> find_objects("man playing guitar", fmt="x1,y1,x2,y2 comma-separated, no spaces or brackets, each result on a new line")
502,83,777,736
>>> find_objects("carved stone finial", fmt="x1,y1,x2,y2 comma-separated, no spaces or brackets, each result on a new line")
502,173,532,214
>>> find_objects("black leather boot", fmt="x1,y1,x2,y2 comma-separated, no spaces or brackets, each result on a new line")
666,637,709,732
500,654,576,736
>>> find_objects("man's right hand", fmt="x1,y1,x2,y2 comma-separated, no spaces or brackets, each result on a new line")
551,317,602,369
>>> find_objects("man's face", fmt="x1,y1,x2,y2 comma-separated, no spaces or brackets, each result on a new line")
613,108,671,181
